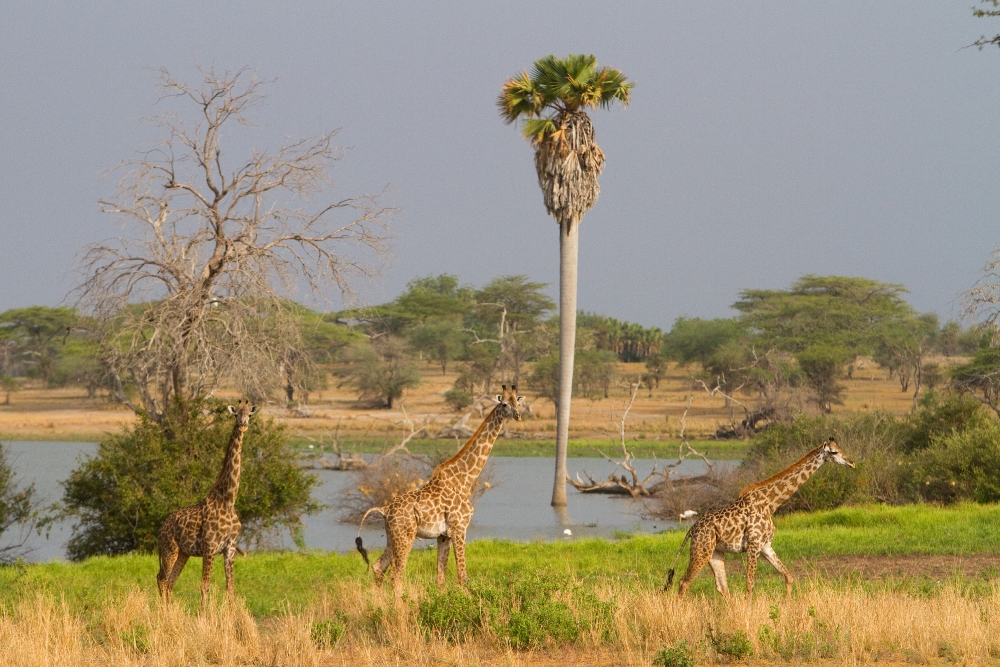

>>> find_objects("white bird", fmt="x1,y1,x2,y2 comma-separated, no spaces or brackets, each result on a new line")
678,510,698,522
563,528,572,536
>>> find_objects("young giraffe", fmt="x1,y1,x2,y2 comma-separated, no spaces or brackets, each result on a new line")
156,399,258,611
664,437,854,598
356,385,523,595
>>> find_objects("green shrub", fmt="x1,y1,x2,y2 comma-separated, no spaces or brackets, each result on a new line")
708,627,753,660
419,574,609,647
738,395,993,511
417,587,482,642
55,399,319,559
479,572,579,649
653,640,695,667
310,616,346,649
913,419,1000,503
900,392,989,454
444,387,473,412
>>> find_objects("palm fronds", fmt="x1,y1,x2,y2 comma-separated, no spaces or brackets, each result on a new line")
497,54,633,142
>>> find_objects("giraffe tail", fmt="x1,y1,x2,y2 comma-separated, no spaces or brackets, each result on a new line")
664,525,695,590
356,506,386,567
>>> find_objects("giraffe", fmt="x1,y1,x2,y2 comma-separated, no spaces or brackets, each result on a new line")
156,399,257,611
664,437,854,598
356,384,523,595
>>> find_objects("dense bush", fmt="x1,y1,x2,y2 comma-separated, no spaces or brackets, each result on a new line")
912,419,1000,504
655,391,1000,517
56,400,319,560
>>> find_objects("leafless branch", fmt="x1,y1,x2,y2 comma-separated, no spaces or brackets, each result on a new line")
568,382,665,497
73,67,393,421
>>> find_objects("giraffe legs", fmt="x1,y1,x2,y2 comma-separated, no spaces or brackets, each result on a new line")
708,549,730,598
157,542,179,605
436,535,451,586
200,554,215,613
760,542,793,597
678,532,715,597
387,524,417,597
452,528,469,588
745,544,760,595
223,542,237,602
159,551,189,606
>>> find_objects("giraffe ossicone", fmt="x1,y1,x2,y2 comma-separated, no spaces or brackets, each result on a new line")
357,384,523,595
156,399,258,611
664,437,854,599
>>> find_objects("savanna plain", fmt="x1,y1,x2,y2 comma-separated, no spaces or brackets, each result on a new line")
3,361,999,665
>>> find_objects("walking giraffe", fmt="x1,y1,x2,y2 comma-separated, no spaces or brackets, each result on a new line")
664,437,855,598
356,385,523,594
156,399,257,611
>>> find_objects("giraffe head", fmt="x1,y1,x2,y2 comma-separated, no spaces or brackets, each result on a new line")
227,399,259,428
822,437,854,468
495,384,525,421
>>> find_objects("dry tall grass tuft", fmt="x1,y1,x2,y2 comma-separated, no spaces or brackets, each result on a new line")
4,581,1000,665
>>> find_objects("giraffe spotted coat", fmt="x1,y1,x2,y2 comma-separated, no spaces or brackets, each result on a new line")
357,385,523,595
666,438,855,598
156,400,257,611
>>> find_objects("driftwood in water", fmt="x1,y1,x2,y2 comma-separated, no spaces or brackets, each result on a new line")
568,390,717,497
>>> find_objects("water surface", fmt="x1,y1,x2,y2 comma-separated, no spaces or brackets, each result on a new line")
1,441,715,561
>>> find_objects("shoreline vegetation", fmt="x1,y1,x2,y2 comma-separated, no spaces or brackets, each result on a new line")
2,504,1000,665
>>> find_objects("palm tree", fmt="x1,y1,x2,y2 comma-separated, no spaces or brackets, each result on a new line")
498,54,633,506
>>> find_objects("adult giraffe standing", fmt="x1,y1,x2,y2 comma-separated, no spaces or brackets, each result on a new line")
356,385,523,595
665,438,855,598
498,55,633,506
156,399,257,611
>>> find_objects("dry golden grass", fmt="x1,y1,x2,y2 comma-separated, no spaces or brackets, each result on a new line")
0,356,967,443
3,579,1000,666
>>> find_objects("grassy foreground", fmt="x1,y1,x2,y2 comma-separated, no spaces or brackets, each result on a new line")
4,504,1000,665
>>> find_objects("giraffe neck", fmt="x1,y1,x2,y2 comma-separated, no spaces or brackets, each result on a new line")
208,422,247,508
744,445,826,515
434,405,506,494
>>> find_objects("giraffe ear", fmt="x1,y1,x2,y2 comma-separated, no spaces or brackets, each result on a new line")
249,405,258,415
516,395,525,405
228,405,237,415
496,394,503,403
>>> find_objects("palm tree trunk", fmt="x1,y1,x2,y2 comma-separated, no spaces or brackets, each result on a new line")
552,219,579,506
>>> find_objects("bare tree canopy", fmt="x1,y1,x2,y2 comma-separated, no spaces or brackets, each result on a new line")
75,68,392,421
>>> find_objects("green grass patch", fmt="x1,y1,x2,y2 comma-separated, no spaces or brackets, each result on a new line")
291,436,751,460
3,503,999,617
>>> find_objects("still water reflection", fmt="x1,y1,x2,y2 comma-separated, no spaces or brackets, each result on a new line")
1,441,720,561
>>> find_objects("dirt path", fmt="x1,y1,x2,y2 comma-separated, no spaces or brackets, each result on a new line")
793,553,1000,579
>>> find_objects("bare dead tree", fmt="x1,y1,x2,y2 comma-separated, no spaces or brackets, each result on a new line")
963,247,1000,345
569,381,665,496
74,68,392,422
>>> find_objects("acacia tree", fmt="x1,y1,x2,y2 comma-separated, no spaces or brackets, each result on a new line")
734,275,913,413
76,68,391,422
499,54,633,506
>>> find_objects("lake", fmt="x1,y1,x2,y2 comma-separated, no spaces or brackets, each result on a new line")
0,441,719,561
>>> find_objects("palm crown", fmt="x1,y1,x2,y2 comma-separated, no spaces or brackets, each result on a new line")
498,54,633,142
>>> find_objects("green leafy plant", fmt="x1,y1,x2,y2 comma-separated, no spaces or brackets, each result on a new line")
653,640,695,667
310,616,346,650
708,627,753,660
418,588,483,642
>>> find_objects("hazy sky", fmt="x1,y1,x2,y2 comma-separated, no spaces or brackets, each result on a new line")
2,2,999,330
